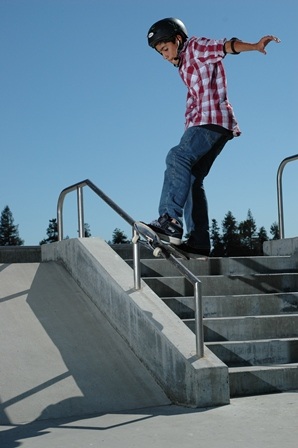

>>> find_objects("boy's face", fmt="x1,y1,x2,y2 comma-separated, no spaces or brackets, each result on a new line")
155,39,180,65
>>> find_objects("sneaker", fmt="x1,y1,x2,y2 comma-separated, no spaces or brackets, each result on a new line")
171,241,210,259
147,213,183,245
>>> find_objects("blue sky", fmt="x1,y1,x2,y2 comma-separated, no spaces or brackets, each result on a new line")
1,0,297,245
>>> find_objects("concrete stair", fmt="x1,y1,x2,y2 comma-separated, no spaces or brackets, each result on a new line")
118,246,298,397
2,243,297,401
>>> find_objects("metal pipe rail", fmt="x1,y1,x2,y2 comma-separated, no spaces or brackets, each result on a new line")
57,179,204,357
277,154,298,239
151,249,204,357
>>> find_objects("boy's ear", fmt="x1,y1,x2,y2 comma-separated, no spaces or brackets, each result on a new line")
177,34,182,42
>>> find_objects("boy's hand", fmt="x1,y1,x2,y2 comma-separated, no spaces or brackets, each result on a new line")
257,35,281,54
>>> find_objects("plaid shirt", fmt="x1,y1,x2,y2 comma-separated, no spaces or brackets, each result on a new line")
179,37,241,136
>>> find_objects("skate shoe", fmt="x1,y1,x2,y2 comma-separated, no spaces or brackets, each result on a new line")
147,213,183,245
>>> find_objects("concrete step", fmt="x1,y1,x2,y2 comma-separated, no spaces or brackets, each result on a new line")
162,292,298,318
116,245,298,398
184,315,298,341
206,338,298,366
125,254,298,277
144,273,298,297
229,363,298,397
120,250,298,277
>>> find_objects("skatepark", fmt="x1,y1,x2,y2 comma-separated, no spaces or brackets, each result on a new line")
0,235,298,447
1,170,298,447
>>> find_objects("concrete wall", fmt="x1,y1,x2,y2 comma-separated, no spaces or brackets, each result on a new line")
263,237,298,256
42,238,230,408
0,246,41,263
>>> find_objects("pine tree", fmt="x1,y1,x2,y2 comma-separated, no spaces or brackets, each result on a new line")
209,212,280,257
110,228,130,244
222,211,240,256
238,209,257,254
39,218,58,245
84,223,91,237
210,219,224,256
256,226,269,255
0,205,24,246
270,222,280,240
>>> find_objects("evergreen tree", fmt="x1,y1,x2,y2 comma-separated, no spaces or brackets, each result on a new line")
238,209,257,254
208,211,279,257
270,222,280,240
84,223,91,237
0,205,24,246
110,228,130,244
258,226,269,243
222,211,240,256
210,219,224,256
256,226,269,255
39,218,58,245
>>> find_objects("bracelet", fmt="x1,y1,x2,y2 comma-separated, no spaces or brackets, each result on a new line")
230,37,240,55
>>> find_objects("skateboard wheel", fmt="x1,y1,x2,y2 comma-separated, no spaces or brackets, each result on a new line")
153,247,162,257
132,235,139,244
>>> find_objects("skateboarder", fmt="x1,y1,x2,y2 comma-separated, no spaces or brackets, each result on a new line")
146,18,280,257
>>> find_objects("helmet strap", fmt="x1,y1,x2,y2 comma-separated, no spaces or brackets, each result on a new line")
173,37,184,67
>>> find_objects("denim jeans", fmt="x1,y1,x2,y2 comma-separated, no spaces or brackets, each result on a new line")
158,125,231,250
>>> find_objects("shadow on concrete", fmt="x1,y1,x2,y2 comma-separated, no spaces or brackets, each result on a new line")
0,404,216,448
0,262,170,428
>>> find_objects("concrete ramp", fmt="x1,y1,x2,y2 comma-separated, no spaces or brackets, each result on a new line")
42,239,230,410
0,262,170,424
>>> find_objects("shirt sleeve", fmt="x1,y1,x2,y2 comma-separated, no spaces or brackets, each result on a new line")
189,36,227,63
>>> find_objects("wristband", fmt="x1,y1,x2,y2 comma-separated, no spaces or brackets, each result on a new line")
230,37,240,55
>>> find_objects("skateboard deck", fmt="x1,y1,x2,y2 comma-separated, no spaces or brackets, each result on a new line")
133,221,189,260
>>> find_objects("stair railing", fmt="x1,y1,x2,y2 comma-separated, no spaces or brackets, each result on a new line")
277,154,298,239
57,179,204,358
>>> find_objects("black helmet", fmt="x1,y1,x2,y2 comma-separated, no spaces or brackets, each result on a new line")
147,18,188,48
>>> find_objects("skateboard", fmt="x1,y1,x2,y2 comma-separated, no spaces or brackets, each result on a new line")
133,221,189,260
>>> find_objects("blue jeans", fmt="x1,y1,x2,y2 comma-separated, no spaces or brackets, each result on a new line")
158,126,231,250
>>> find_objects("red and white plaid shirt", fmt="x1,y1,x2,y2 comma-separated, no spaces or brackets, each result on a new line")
179,37,241,136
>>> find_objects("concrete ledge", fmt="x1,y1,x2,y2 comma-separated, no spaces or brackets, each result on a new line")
0,246,41,263
42,238,230,408
263,237,298,256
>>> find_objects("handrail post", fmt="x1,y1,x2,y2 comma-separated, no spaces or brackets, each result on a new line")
57,201,63,241
57,189,69,241
194,281,204,358
276,163,285,239
132,228,141,290
77,186,84,238
276,154,298,239
153,250,204,358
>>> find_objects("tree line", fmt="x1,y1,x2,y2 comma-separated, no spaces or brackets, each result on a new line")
209,209,278,256
0,205,279,256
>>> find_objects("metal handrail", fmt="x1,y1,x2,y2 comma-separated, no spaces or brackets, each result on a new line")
57,179,204,357
277,154,298,239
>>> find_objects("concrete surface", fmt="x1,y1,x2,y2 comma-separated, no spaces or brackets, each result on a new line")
1,391,297,448
264,237,298,256
42,238,230,408
0,246,41,263
0,262,169,424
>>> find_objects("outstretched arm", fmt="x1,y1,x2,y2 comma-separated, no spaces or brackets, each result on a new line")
225,35,281,55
